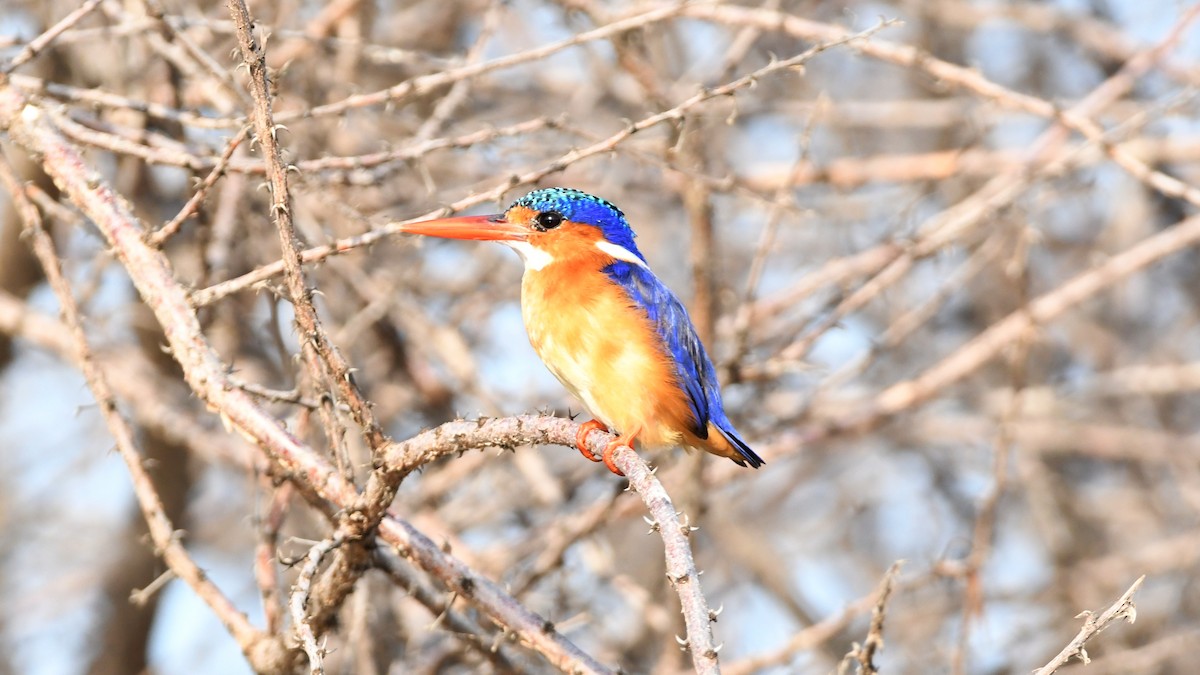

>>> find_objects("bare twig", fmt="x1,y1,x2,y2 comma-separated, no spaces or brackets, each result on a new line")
226,1,396,631
150,124,251,247
683,4,1200,208
291,535,345,674
5,1,1198,671
853,214,1200,435
1033,577,1146,675
0,149,292,671
0,87,609,675
189,18,898,308
371,548,522,672
226,0,379,452
616,444,721,674
383,414,722,673
1,0,104,75
839,562,903,675
271,1,707,123
725,578,895,675
255,479,292,635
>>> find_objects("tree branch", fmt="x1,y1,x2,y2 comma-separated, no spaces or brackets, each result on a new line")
1034,576,1146,675
0,150,293,672
0,85,610,675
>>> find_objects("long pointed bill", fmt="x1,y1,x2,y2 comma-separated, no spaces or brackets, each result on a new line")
399,214,527,241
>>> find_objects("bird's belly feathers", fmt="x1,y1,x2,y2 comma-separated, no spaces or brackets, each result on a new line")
521,269,690,448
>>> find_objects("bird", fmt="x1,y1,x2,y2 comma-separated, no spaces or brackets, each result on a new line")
399,187,764,476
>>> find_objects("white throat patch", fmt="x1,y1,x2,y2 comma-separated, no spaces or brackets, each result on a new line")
504,240,555,271
595,241,646,266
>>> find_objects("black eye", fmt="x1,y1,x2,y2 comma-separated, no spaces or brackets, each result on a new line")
533,211,564,231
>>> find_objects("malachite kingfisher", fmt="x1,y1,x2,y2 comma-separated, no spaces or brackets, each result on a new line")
400,188,764,476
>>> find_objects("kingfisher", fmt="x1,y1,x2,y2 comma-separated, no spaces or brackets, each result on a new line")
400,188,764,475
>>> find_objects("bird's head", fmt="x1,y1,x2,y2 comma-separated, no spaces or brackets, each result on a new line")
400,188,646,270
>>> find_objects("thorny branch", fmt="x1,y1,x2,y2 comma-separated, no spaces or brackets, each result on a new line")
226,0,398,636
1033,576,1146,675
837,562,902,675
0,86,611,675
186,18,899,309
291,535,344,675
387,414,722,673
0,151,291,670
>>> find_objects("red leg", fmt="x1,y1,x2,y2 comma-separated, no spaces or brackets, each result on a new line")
575,419,609,463
601,432,639,477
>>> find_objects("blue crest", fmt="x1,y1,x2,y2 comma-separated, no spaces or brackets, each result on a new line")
509,188,645,261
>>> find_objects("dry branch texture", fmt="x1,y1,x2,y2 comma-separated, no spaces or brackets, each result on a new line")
0,0,1196,673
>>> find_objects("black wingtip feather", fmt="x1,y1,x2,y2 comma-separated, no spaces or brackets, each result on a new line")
720,427,765,469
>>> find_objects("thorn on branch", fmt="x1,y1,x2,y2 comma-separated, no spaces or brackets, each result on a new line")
459,575,475,597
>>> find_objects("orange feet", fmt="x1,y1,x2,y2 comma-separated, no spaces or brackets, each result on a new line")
575,419,609,464
575,421,637,477
601,437,636,477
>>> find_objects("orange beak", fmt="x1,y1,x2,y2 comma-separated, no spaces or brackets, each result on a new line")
399,214,527,241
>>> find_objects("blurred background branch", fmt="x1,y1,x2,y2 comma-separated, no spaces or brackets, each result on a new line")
1,0,1198,673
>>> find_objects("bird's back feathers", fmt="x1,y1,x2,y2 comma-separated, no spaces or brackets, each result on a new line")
604,260,764,468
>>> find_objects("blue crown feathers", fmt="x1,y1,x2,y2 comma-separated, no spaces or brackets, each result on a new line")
510,188,645,261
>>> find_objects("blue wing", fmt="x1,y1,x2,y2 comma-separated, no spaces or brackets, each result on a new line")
604,261,764,467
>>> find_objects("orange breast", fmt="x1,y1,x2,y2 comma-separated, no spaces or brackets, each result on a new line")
520,262,695,448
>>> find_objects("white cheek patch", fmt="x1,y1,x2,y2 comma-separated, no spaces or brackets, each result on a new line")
504,240,555,271
595,241,646,266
